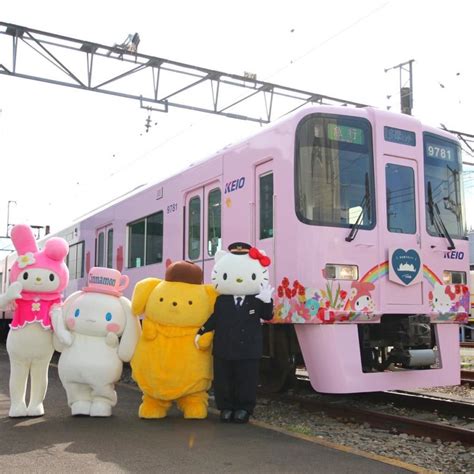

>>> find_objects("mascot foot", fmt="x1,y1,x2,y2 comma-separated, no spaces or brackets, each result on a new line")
138,398,169,419
183,403,208,419
71,401,91,416
9,403,28,418
26,403,44,417
90,401,112,417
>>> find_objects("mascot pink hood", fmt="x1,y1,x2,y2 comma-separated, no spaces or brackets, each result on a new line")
10,224,69,299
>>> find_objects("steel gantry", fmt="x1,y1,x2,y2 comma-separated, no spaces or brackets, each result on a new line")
0,22,367,124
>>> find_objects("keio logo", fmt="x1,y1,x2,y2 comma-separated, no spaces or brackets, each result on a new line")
224,177,245,194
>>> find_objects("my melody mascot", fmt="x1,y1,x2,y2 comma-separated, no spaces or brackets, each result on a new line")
52,267,141,416
131,261,217,419
0,224,69,417
195,242,274,423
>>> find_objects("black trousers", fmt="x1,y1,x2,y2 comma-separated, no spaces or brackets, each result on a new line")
213,356,260,414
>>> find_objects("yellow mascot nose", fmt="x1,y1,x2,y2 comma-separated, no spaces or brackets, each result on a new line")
236,278,243,283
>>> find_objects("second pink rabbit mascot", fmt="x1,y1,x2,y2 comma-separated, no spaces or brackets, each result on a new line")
0,224,69,417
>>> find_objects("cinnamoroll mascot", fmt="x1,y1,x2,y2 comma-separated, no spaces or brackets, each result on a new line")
52,267,141,416
0,224,69,417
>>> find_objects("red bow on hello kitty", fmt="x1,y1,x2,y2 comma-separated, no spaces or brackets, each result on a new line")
249,247,271,267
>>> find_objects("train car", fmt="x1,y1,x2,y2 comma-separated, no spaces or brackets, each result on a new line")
0,105,470,393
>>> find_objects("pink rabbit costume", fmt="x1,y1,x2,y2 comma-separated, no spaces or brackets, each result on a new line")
10,227,69,329
3,224,69,417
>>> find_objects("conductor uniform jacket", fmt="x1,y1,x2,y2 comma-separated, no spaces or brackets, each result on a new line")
198,294,273,360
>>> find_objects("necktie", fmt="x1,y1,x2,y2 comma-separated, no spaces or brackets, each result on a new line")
236,297,242,308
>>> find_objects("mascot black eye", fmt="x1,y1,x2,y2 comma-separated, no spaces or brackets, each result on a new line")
23,272,29,280
49,273,55,282
188,300,193,305
252,273,256,280
160,297,164,302
223,273,227,280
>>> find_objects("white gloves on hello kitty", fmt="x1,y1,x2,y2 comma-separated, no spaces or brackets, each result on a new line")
255,281,274,304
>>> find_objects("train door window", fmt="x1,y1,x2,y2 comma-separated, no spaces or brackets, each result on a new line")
146,211,164,264
96,232,105,267
259,172,274,239
67,241,85,279
188,196,201,260
385,164,416,234
207,188,221,256
128,219,145,268
107,229,114,268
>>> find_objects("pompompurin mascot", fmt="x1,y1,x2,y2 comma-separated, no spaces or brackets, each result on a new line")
52,267,141,416
195,242,274,423
0,224,69,417
131,261,217,419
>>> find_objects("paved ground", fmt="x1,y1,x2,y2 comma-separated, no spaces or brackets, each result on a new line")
0,349,411,473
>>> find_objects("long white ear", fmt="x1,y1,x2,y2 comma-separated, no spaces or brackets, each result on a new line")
118,297,141,362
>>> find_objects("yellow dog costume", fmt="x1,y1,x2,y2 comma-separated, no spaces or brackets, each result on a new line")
131,261,217,419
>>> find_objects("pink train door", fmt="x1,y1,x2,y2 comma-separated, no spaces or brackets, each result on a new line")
381,156,423,307
95,224,114,269
254,161,275,288
185,181,222,280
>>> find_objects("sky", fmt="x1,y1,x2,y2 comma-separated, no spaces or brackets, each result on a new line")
0,0,473,251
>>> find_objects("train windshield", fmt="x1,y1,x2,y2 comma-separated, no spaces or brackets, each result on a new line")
295,115,375,229
424,133,466,239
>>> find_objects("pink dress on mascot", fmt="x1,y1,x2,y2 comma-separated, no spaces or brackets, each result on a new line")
0,224,69,417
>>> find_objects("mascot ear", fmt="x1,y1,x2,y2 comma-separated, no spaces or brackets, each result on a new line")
204,284,218,308
214,250,227,263
131,278,161,316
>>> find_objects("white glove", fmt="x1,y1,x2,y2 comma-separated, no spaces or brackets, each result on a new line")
194,334,201,350
255,281,274,304
51,305,73,347
6,281,23,300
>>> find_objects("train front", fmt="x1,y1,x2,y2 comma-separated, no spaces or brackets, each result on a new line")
274,107,470,393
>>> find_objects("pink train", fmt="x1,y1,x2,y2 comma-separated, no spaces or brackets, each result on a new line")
1,105,471,393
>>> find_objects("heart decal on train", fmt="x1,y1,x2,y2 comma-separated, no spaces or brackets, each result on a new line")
391,249,421,285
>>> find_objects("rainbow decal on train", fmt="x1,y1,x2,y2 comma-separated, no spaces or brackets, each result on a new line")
273,262,469,324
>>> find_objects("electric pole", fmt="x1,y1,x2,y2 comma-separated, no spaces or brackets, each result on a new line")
385,59,414,115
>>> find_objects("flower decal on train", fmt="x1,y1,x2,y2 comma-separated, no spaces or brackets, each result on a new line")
17,252,36,268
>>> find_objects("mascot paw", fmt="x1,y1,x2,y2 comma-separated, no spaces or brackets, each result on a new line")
142,319,157,341
183,403,208,419
197,332,213,350
138,400,168,419
71,400,91,416
105,332,119,348
90,401,112,417
9,403,28,418
26,403,44,417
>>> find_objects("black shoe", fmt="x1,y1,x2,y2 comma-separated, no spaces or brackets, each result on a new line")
233,409,250,424
220,409,233,422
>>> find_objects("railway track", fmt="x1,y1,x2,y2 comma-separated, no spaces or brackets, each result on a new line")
461,369,474,387
267,375,474,446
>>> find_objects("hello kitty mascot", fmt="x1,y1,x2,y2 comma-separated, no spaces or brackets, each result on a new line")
52,267,141,417
0,224,69,417
195,242,274,424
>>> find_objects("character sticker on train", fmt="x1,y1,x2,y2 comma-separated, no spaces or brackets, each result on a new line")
272,261,469,324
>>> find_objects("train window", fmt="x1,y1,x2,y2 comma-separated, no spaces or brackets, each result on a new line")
295,115,375,229
96,232,105,267
107,229,114,268
424,133,466,239
67,241,85,280
188,196,201,260
260,173,274,239
146,211,164,264
385,164,416,234
128,219,145,268
208,189,221,256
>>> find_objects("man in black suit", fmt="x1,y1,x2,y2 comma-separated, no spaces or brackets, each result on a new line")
195,242,273,423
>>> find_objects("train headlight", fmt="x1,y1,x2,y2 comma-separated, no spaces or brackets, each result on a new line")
325,264,359,280
442,271,466,285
